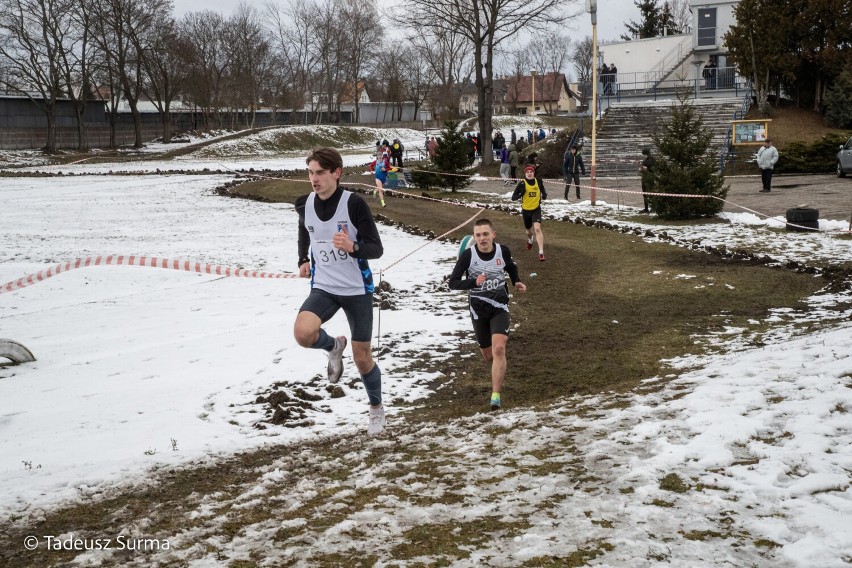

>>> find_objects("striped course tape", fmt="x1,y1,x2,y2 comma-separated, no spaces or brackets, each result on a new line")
0,255,299,295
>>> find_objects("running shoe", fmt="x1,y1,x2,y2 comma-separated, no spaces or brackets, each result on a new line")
490,393,501,411
327,336,347,383
367,405,386,436
539,253,546,262
526,237,533,250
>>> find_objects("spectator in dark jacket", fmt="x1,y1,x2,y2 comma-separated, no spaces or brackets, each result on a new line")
639,147,655,212
390,138,404,168
563,145,586,199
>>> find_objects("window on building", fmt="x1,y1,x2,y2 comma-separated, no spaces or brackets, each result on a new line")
697,8,717,47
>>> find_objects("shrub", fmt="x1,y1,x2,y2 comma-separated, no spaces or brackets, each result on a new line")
775,133,851,174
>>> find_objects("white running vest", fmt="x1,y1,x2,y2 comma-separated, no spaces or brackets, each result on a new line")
468,244,509,315
305,191,371,296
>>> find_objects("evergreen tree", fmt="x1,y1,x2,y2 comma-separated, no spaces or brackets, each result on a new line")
658,2,679,36
410,120,473,192
824,61,852,128
622,0,661,40
647,96,728,219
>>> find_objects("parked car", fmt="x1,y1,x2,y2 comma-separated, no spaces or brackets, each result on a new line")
838,136,852,177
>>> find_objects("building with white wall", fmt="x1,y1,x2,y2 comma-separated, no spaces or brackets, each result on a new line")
599,0,744,96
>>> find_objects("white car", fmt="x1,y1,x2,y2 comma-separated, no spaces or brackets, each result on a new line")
838,136,852,177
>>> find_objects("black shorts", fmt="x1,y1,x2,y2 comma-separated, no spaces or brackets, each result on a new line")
522,208,542,229
471,305,510,348
299,288,373,342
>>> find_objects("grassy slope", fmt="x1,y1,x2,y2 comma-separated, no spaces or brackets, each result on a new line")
746,102,852,147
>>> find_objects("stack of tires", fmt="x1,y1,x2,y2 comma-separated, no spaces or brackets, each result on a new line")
785,207,820,232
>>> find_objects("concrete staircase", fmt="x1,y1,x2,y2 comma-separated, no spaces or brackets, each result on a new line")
592,98,743,177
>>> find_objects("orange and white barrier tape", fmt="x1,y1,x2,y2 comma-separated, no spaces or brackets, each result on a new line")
0,255,298,295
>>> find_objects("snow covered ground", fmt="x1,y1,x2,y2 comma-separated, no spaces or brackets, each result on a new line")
0,173,466,515
1,157,851,566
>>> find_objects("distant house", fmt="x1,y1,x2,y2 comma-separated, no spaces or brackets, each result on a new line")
460,73,580,116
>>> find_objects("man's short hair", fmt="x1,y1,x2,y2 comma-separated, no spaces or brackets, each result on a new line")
764,138,771,143
306,147,343,172
474,218,493,230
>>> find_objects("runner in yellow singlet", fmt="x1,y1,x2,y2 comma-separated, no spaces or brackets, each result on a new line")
511,164,548,261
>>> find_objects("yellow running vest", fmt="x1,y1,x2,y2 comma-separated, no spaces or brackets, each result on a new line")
521,179,542,210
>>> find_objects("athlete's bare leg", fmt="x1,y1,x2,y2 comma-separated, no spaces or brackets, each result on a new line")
479,333,508,394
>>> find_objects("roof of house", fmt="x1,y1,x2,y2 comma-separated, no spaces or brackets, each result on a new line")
508,72,578,103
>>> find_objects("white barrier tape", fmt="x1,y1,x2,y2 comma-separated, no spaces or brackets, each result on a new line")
0,255,298,295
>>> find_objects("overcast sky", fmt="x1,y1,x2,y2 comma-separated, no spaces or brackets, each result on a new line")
171,0,639,43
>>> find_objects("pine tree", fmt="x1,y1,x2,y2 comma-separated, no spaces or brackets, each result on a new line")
647,96,729,219
824,61,852,128
622,0,661,40
423,120,474,192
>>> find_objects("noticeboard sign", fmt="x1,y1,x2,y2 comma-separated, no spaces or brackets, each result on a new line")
732,119,771,145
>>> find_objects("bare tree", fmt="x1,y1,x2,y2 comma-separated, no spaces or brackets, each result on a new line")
140,15,190,143
228,4,272,129
266,0,317,124
398,45,435,121
409,26,472,121
570,36,593,109
307,0,345,123
180,10,233,129
404,0,579,164
60,0,95,150
0,0,76,152
667,0,690,34
528,32,572,114
339,0,380,123
91,0,173,148
371,48,405,121
501,47,532,115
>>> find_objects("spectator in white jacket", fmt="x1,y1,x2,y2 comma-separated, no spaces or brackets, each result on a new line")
756,138,779,192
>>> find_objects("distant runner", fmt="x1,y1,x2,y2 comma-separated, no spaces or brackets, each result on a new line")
449,219,527,411
512,164,548,261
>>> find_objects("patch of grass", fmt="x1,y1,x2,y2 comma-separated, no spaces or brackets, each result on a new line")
651,499,675,507
521,542,615,567
754,538,782,548
682,529,727,541
659,473,690,493
391,518,531,558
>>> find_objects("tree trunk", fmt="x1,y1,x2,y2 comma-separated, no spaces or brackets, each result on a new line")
108,109,117,148
813,74,822,113
73,103,89,151
162,103,172,143
45,110,57,154
131,105,143,148
475,40,495,166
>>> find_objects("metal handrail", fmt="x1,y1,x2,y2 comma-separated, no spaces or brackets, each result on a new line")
644,35,693,85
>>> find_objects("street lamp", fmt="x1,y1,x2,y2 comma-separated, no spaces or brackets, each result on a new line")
587,0,598,205
692,60,704,99
530,68,537,132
